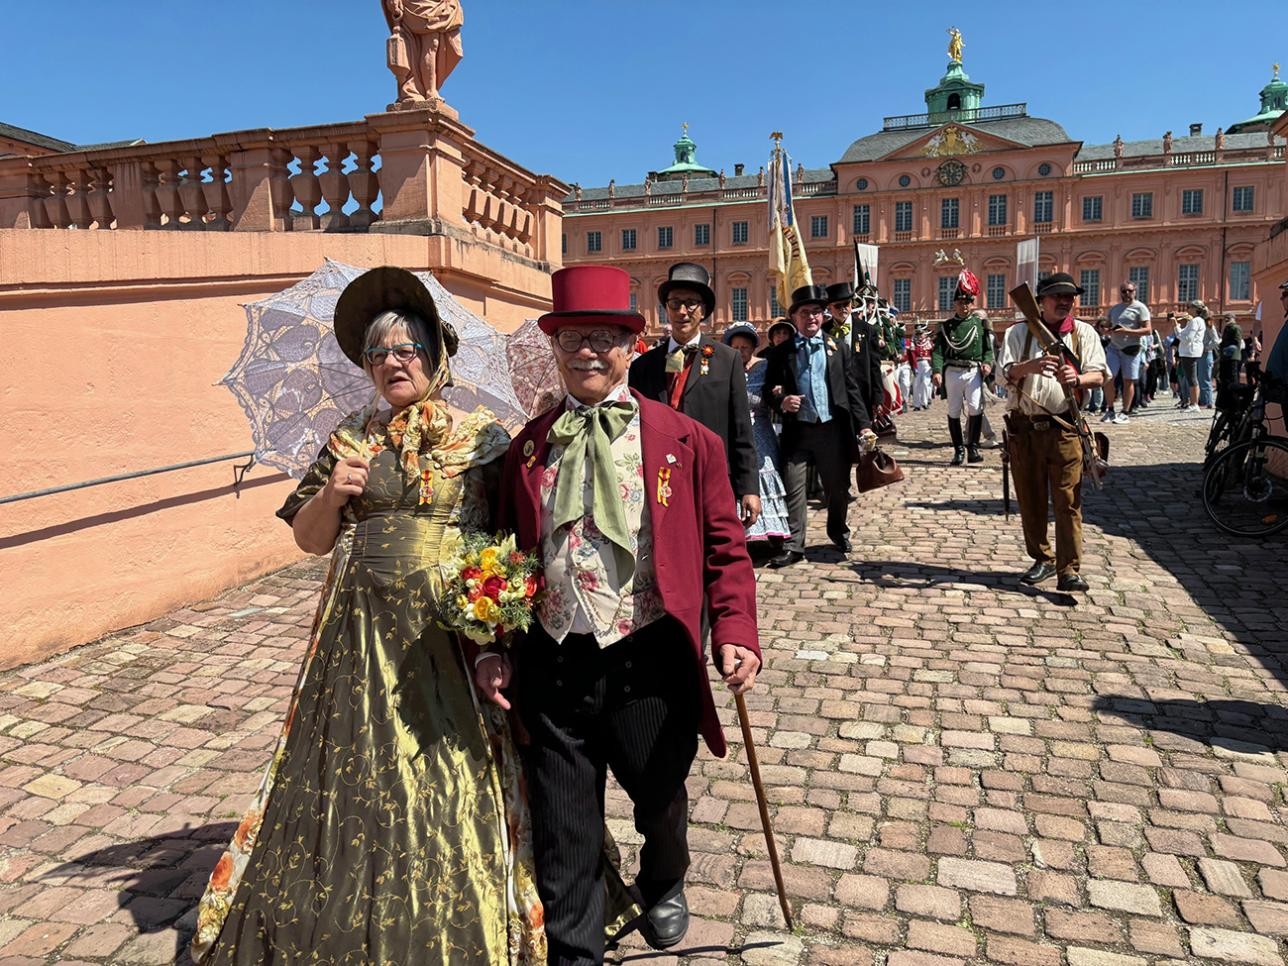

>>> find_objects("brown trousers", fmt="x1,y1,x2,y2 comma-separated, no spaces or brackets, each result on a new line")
1008,421,1084,576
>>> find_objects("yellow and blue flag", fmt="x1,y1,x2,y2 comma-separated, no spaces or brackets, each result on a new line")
768,143,811,313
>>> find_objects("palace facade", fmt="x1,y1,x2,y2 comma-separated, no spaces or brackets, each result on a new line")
562,55,1288,333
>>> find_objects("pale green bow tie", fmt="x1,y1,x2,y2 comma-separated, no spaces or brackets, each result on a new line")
547,398,638,580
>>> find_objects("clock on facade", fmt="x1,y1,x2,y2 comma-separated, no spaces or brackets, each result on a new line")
936,159,966,187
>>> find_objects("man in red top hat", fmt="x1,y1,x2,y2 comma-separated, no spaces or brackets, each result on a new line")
475,265,761,964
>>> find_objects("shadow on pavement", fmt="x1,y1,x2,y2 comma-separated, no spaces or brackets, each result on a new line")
903,447,1288,740
848,559,1077,607
1092,695,1288,754
42,821,234,965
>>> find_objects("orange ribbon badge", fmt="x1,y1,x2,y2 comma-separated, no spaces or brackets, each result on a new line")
656,467,672,506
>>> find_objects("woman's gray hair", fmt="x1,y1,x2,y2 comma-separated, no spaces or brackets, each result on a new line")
360,310,440,378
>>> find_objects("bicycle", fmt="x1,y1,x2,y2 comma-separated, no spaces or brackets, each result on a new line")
1201,375,1288,538
1204,381,1255,467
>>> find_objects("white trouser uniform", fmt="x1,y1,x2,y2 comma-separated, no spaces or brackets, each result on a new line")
912,359,934,409
896,362,913,409
945,364,983,418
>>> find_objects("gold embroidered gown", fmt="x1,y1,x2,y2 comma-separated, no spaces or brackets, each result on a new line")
191,408,546,964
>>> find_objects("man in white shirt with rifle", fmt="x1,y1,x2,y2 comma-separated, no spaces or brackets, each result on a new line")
1000,273,1108,593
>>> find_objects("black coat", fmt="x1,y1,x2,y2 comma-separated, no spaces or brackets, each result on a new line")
762,331,872,455
827,315,883,413
629,334,759,499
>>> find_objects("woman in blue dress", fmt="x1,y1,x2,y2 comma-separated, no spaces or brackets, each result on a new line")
723,322,790,556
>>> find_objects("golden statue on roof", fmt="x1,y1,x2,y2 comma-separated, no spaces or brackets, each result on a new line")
947,27,964,64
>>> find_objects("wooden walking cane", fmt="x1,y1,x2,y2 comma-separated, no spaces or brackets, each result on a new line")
735,691,795,930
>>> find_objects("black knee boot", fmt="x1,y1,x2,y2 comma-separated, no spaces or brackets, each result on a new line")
948,419,965,465
967,414,984,463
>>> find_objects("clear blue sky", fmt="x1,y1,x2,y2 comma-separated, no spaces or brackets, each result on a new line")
2,1,1281,188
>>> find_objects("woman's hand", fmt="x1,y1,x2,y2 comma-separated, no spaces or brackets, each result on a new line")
322,457,370,510
782,394,804,413
474,653,512,710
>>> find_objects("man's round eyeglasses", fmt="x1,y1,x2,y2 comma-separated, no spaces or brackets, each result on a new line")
665,298,703,312
554,329,621,353
363,342,423,366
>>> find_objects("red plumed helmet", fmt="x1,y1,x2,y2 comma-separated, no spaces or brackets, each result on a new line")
954,269,981,300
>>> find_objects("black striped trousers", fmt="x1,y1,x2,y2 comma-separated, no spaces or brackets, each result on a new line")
516,618,699,966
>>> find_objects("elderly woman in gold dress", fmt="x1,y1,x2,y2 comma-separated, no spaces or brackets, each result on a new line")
190,267,545,963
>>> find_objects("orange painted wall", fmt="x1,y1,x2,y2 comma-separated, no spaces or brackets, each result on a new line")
0,228,554,669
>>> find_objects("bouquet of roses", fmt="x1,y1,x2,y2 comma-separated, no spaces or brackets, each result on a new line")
439,531,542,644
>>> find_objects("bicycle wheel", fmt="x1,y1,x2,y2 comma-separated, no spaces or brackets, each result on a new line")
1202,437,1288,538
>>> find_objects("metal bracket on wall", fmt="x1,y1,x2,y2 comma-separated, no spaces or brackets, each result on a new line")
232,455,257,495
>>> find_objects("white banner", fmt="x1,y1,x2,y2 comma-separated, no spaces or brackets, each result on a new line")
1015,238,1039,317
854,242,879,291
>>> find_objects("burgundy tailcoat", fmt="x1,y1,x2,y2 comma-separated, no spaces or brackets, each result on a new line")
498,390,760,758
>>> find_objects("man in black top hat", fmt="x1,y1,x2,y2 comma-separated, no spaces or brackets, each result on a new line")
762,284,875,567
825,281,883,415
630,263,760,525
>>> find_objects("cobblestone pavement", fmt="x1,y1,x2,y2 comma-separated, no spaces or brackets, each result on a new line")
3,400,1288,965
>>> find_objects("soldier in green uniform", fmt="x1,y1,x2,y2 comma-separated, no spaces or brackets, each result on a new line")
931,269,994,465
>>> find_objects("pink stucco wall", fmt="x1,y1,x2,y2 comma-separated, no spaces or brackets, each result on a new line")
0,228,553,669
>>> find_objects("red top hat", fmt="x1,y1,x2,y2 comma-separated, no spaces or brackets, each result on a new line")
538,266,646,335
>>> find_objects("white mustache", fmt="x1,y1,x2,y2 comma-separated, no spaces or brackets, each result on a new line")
567,360,609,372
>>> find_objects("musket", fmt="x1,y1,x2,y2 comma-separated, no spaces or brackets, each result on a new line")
1009,283,1104,489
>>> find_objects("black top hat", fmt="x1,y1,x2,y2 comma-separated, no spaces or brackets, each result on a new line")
825,281,855,304
1036,272,1084,297
658,262,716,317
788,284,830,316
334,266,458,367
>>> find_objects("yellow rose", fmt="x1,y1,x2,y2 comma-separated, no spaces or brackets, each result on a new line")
479,548,500,571
473,596,498,622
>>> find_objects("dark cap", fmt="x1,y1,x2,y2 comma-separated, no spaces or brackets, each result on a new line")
1036,272,1084,297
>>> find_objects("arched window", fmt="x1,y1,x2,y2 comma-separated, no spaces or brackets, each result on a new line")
947,93,961,111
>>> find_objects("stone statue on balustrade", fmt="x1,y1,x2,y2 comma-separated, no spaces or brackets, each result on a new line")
384,0,464,106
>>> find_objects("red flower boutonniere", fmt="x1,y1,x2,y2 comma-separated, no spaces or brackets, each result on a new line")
699,345,715,376
656,467,672,506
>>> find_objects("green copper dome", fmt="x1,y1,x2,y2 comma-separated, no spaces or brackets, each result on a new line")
924,59,985,117
656,124,717,180
1227,65,1287,134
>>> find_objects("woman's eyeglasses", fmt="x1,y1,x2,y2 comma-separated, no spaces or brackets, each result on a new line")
363,342,423,366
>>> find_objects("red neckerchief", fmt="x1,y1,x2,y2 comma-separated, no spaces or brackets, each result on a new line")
1057,315,1076,337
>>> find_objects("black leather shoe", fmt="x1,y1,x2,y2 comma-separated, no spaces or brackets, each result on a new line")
1057,572,1089,593
769,550,804,569
642,891,689,950
950,447,966,466
831,535,852,554
967,445,984,463
1020,561,1056,585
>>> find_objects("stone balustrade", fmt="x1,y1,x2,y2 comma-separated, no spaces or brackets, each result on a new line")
0,107,568,264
